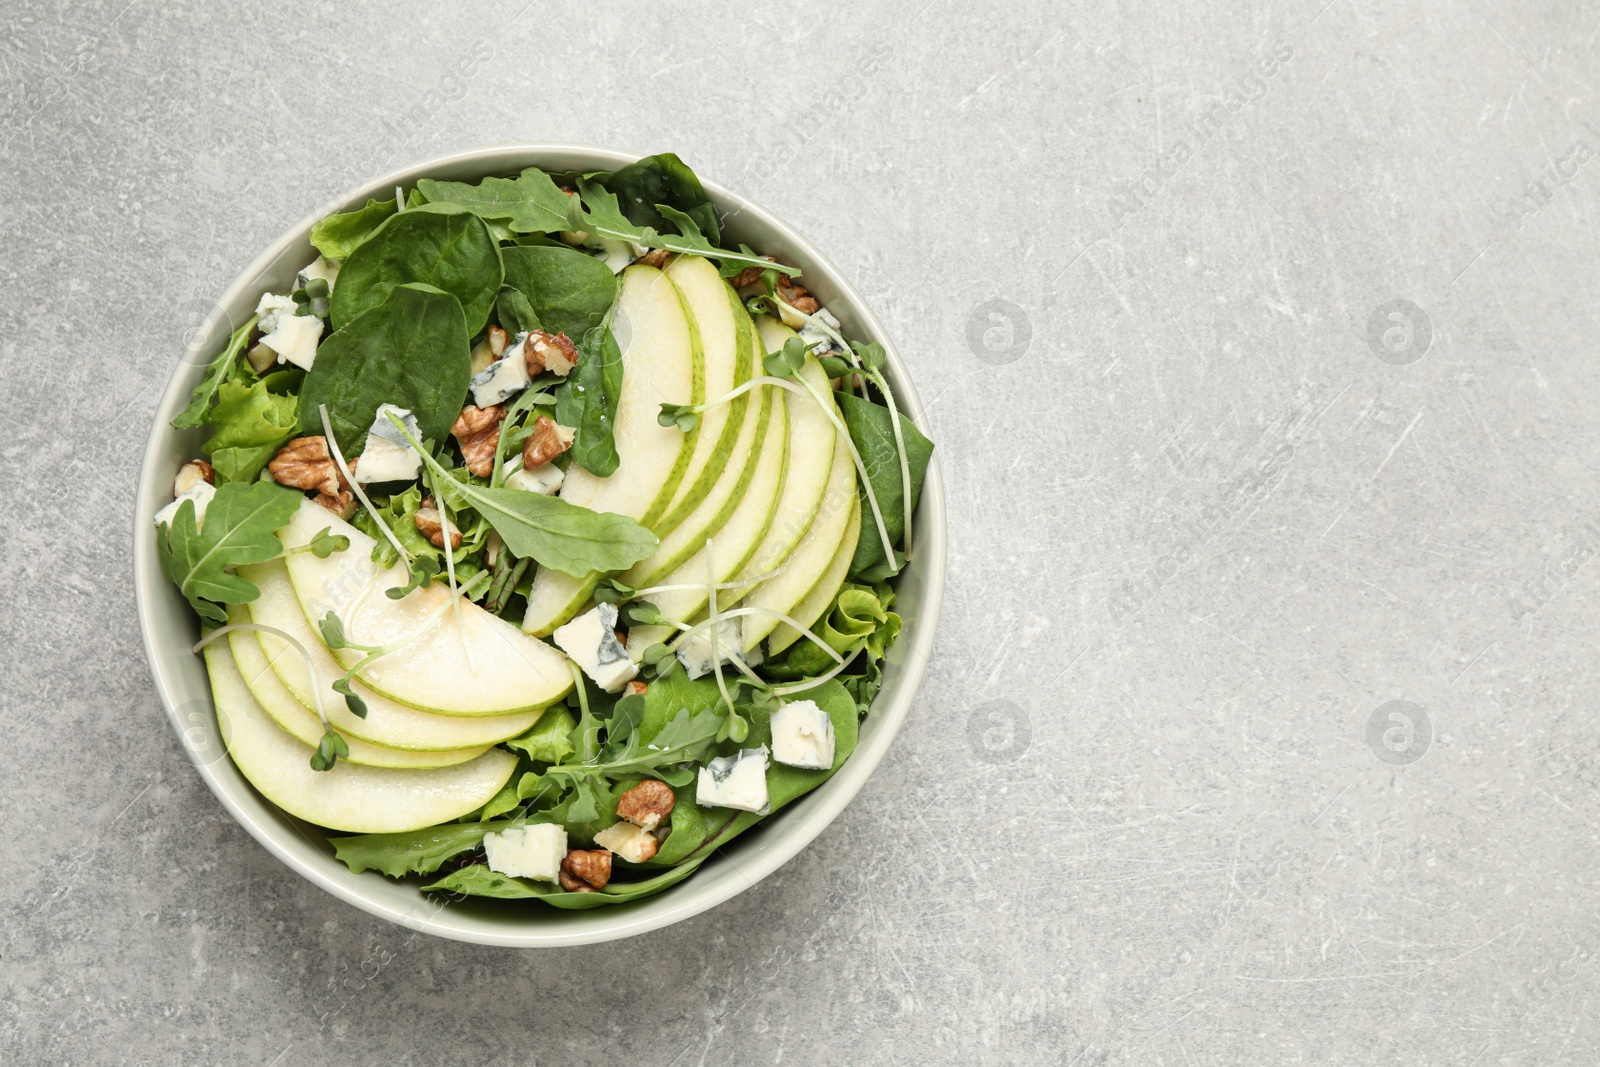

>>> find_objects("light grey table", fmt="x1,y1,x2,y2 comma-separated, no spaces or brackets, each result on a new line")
4,2,1598,1063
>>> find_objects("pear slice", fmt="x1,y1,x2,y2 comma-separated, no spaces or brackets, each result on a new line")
280,504,571,715
739,410,859,651
623,315,788,657
766,495,862,655
648,256,753,540
245,559,544,750
722,316,840,597
203,641,517,834
521,264,702,636
225,609,489,769
623,284,765,589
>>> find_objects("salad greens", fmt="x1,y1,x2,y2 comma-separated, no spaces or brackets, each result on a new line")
156,153,931,911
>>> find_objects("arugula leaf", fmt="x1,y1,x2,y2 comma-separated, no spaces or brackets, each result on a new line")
422,856,705,908
200,377,298,483
415,168,574,233
569,177,795,277
172,314,257,429
526,706,723,801
500,244,618,340
309,196,398,260
554,323,624,478
601,152,719,244
331,819,521,878
155,480,303,623
835,390,934,581
298,283,472,454
504,706,576,764
330,204,504,334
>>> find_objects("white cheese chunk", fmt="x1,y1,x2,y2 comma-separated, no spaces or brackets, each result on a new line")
593,821,656,863
482,823,566,882
505,461,564,495
798,306,843,355
552,602,638,693
676,617,747,680
259,308,324,370
469,352,531,407
154,479,216,531
354,404,422,484
696,747,770,814
770,699,835,770
296,255,340,291
254,292,296,335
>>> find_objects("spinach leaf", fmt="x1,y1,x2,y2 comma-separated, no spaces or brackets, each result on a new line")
500,244,618,340
201,376,298,483
554,321,624,478
331,819,512,878
298,283,472,454
504,705,576,764
601,152,719,244
309,196,398,260
155,480,303,623
569,177,795,277
330,204,503,334
172,314,257,429
394,416,658,576
415,168,573,234
494,286,541,333
835,390,934,581
422,856,705,908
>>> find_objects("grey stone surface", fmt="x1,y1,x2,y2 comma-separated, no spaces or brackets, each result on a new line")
3,0,1600,1063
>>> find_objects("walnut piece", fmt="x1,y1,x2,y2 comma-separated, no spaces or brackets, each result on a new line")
730,257,778,289
623,680,648,698
413,496,461,550
314,488,356,519
174,459,215,496
776,274,819,315
522,414,575,469
268,436,346,497
518,329,580,377
559,849,612,893
451,404,505,478
636,248,671,269
615,779,675,832
487,324,509,359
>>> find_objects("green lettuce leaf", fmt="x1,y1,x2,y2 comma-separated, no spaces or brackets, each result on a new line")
172,315,257,429
309,197,398,260
200,376,298,483
504,706,576,764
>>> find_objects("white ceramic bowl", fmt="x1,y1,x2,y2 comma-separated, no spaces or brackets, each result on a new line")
135,145,945,946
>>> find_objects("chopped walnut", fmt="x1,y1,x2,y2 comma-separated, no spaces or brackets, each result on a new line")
314,488,356,519
730,257,778,288
487,324,509,359
268,436,346,497
637,248,671,269
522,414,574,469
174,459,215,497
624,680,648,698
559,849,612,893
517,329,579,377
413,496,461,550
615,779,675,832
776,274,820,315
451,404,505,478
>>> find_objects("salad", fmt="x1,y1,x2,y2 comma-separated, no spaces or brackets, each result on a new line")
156,152,933,909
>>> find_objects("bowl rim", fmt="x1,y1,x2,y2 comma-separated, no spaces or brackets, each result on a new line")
135,143,946,947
